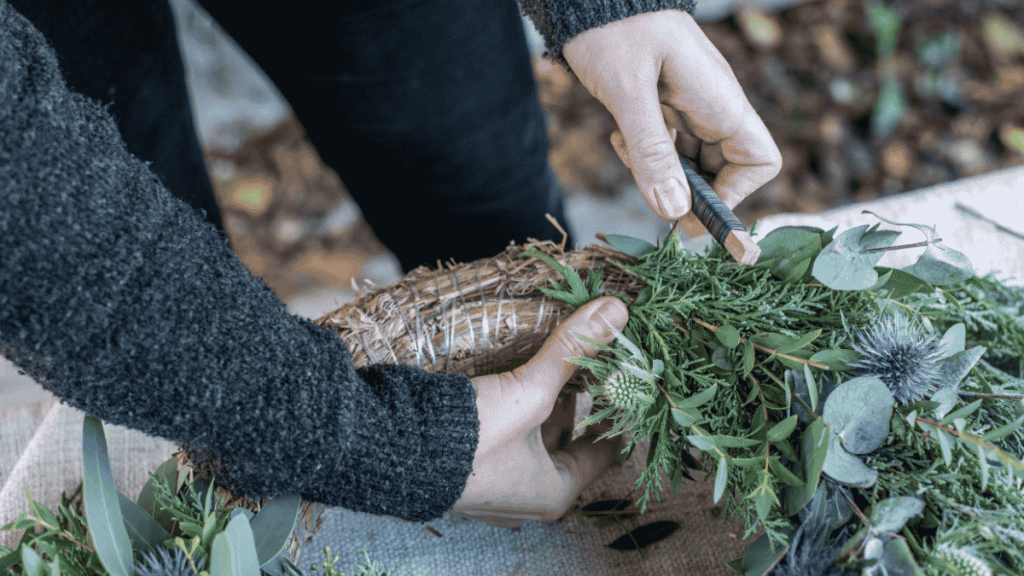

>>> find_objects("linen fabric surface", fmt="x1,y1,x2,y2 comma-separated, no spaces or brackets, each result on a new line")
0,0,697,527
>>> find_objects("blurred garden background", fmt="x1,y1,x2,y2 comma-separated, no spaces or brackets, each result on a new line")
2,0,1023,404
173,0,1024,316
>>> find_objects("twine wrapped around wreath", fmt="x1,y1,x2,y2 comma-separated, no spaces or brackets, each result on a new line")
173,238,644,566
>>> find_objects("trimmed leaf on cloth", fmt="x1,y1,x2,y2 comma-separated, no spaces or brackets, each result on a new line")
861,211,974,285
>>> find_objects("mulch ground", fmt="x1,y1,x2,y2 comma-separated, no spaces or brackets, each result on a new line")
205,0,1024,303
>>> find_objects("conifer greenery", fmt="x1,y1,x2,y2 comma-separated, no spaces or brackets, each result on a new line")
524,212,1024,576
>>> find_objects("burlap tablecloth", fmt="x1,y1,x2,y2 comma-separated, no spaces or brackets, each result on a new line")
3,165,1022,574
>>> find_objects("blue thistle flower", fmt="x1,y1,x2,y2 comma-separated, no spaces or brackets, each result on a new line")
770,522,856,576
850,313,944,405
134,545,206,576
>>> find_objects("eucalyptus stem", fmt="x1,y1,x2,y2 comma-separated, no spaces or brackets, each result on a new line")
23,516,93,554
686,316,831,370
914,417,1024,474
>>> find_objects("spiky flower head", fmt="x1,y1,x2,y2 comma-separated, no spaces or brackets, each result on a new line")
850,313,944,405
931,544,992,576
601,365,655,411
770,522,856,576
134,545,206,576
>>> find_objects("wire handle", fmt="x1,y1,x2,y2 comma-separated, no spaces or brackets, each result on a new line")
680,159,746,248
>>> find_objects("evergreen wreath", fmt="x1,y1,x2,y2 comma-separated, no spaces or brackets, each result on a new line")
526,211,1024,575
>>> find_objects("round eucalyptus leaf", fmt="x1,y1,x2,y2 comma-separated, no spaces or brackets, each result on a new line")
822,376,894,454
821,432,878,488
909,244,974,286
811,225,887,290
868,496,924,534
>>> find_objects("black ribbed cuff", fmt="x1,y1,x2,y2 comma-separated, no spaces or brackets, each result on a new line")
520,0,698,70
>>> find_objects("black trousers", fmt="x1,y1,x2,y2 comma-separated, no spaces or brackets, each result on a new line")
15,0,570,273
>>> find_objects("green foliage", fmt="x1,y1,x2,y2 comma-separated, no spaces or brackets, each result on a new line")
527,214,1024,575
0,417,390,576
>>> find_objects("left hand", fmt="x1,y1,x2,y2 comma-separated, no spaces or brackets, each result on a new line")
451,297,628,529
563,8,782,237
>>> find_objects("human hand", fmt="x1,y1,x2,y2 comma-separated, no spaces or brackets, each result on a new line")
450,296,629,529
562,8,782,237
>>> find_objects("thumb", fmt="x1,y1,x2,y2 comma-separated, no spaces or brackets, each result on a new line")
608,103,692,221
511,297,629,400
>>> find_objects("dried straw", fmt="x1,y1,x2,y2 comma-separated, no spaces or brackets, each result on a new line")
174,238,643,565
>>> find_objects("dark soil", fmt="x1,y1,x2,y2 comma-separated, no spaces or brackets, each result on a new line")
207,0,1024,301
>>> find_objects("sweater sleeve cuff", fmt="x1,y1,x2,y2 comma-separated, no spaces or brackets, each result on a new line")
520,0,698,70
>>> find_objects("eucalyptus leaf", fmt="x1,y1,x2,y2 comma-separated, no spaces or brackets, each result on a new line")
688,435,717,452
117,492,170,554
606,521,680,550
210,514,261,576
767,415,799,443
908,243,974,286
802,481,854,534
821,432,878,488
604,234,658,258
672,407,701,428
809,349,861,372
873,267,933,299
137,457,178,518
822,376,894,454
936,428,953,466
677,384,719,409
929,388,959,421
863,535,924,576
812,225,887,290
859,210,974,286
941,399,983,424
780,259,812,284
741,340,755,377
769,458,804,487
775,330,822,355
784,419,829,515
717,324,741,349
756,227,822,283
868,496,924,534
19,546,42,576
740,525,795,576
712,346,735,370
231,508,255,521
860,229,903,251
777,348,815,371
934,323,966,359
81,416,133,576
714,457,729,503
250,494,302,568
790,370,837,424
936,346,986,390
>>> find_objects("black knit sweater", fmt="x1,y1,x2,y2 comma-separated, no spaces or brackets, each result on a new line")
0,0,696,522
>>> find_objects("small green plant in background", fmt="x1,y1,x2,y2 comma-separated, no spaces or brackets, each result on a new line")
867,1,907,140
0,416,390,576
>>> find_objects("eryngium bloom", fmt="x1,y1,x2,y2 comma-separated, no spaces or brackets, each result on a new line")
134,546,206,576
850,313,944,405
770,522,856,576
601,366,655,411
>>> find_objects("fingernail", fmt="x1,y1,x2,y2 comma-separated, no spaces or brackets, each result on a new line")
656,178,690,220
593,298,628,331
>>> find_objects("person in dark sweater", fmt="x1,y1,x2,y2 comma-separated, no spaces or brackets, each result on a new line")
0,0,780,527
